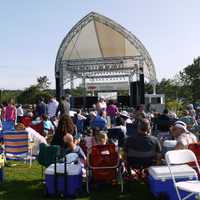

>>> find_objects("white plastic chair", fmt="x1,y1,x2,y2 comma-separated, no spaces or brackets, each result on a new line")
165,149,200,200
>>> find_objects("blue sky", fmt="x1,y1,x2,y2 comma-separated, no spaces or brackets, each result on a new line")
1,0,200,89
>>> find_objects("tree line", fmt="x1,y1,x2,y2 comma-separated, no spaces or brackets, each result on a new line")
1,57,200,107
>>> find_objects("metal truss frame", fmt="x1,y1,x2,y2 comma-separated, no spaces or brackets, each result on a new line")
55,12,157,98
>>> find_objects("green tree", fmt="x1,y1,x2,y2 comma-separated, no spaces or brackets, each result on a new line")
179,57,200,103
17,76,52,104
17,85,40,104
37,76,51,90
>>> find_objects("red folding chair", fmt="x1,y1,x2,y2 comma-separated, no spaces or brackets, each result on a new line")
188,142,200,176
86,144,123,193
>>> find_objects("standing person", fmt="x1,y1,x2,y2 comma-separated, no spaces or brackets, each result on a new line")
91,110,107,130
106,100,118,126
47,96,59,119
16,104,24,123
75,109,86,134
2,99,17,127
56,96,70,117
35,97,47,117
96,96,107,113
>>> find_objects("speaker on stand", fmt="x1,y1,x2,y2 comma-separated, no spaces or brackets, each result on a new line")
130,81,140,107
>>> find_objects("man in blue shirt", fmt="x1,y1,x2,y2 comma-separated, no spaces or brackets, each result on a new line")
91,110,107,130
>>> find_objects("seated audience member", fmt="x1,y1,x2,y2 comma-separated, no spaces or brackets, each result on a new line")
124,118,161,168
180,110,197,131
170,120,197,150
120,111,132,124
51,114,75,151
20,112,33,127
63,133,86,161
16,123,47,155
95,131,108,145
41,114,54,136
156,109,172,141
84,129,99,150
83,129,110,153
113,117,127,136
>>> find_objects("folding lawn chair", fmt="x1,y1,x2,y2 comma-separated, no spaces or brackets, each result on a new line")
188,142,200,175
165,149,200,200
188,142,200,163
37,143,60,177
86,144,123,193
3,130,34,167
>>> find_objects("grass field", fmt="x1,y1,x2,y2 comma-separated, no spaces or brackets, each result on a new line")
0,161,156,200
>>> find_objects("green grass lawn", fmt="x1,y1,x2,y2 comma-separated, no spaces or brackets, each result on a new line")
0,161,156,200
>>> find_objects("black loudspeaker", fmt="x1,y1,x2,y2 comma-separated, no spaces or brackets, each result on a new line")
117,96,130,107
130,81,140,107
139,73,145,104
55,77,61,101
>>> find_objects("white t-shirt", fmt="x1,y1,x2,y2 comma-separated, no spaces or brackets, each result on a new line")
47,99,59,118
98,101,107,110
177,132,197,149
25,127,47,155
17,107,24,117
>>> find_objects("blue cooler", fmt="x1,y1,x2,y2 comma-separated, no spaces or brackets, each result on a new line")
148,165,197,200
45,154,82,197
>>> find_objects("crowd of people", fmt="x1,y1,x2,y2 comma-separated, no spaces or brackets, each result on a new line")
1,95,200,180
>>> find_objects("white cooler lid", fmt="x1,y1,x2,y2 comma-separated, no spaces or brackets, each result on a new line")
148,164,196,180
163,140,177,148
45,162,82,176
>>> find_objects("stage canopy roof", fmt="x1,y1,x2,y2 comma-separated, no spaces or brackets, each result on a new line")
55,12,156,96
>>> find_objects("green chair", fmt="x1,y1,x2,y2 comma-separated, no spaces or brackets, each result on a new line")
38,143,61,176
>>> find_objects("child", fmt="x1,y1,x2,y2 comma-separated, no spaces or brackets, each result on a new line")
95,131,108,145
63,133,86,161
41,114,54,137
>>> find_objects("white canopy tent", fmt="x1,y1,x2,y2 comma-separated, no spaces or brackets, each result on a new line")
55,12,156,98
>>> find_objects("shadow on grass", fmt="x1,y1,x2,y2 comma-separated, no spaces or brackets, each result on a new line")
1,179,48,200
1,180,156,200
2,160,156,200
83,181,156,200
